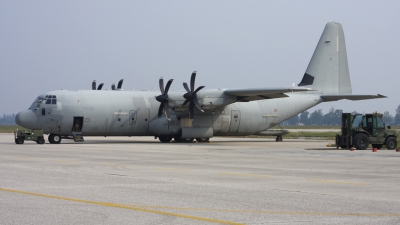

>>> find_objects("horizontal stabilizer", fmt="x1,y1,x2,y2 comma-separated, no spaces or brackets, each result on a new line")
224,87,313,102
321,94,387,102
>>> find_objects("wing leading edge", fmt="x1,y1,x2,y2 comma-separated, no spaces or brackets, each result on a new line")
224,87,314,102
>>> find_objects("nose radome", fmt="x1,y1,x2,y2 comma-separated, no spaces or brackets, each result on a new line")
15,110,37,129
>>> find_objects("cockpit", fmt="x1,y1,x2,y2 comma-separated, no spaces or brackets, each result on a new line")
30,95,57,110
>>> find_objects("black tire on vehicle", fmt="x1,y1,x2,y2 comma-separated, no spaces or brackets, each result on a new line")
48,134,61,144
354,133,369,150
385,137,397,150
196,138,210,142
372,144,383,149
36,137,45,144
159,136,172,143
15,138,24,144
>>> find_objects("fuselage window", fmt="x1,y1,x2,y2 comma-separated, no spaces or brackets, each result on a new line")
46,99,52,104
52,99,57,104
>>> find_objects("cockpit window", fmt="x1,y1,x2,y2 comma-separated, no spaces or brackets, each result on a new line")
44,95,57,104
30,95,57,109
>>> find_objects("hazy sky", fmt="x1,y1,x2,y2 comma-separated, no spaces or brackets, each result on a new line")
1,1,399,116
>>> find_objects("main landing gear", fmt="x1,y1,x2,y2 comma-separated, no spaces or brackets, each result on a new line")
48,133,62,144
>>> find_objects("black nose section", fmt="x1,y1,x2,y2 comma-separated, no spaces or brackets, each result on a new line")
15,110,37,129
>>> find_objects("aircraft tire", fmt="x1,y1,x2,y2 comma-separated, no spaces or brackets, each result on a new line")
385,137,397,150
354,133,369,150
195,138,209,142
159,136,172,143
174,137,194,143
48,134,62,144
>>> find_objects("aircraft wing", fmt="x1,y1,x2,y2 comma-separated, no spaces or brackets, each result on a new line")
224,87,313,102
321,94,387,102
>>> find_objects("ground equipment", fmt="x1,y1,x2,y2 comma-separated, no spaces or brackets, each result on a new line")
336,113,398,150
14,129,45,144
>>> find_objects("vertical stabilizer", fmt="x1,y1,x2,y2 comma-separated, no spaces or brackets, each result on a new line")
298,22,352,95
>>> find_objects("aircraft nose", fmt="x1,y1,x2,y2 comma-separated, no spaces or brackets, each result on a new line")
15,110,38,129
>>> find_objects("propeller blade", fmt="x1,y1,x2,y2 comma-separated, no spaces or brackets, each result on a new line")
97,83,104,90
183,82,190,93
189,102,194,120
157,104,163,117
92,80,96,90
159,77,165,94
190,71,196,91
112,84,116,90
193,86,205,95
182,99,190,106
164,79,173,95
117,79,124,89
192,98,204,112
163,103,170,120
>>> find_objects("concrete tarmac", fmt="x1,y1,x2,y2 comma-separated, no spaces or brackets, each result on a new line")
1,134,400,224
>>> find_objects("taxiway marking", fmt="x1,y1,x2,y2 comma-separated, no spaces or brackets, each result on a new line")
0,187,243,225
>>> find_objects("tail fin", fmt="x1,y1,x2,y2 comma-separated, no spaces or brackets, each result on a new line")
298,22,352,95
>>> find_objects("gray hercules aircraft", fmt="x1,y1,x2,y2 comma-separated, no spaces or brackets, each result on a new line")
15,22,385,144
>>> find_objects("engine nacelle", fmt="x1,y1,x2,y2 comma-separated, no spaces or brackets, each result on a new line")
148,116,181,136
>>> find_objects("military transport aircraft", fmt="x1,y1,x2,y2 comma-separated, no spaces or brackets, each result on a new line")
15,22,385,144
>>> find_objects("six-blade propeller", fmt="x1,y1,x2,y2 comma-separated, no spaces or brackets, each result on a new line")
155,77,174,120
182,71,205,120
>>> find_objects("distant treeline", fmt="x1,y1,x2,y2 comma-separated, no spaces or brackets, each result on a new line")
283,105,400,126
0,114,16,125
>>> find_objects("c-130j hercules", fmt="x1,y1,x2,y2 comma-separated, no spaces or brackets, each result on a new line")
15,22,385,144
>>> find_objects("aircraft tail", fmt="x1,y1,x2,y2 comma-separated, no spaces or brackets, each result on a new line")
298,22,352,95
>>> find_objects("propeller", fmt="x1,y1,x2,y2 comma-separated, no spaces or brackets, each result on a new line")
97,83,104,90
182,71,205,120
92,80,104,90
155,77,173,120
111,79,124,90
117,79,124,89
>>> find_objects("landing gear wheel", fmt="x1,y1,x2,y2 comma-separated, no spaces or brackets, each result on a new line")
195,138,210,142
354,133,369,150
159,136,172,143
174,137,194,143
275,136,283,142
385,137,397,150
36,137,45,144
15,138,24,144
48,134,61,144
372,144,383,149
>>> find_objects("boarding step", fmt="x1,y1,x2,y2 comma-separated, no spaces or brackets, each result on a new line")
72,132,84,142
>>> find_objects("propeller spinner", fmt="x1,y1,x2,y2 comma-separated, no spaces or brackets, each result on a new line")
182,71,205,120
155,77,174,120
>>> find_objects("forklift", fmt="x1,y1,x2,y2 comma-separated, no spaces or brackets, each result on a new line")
336,112,398,150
